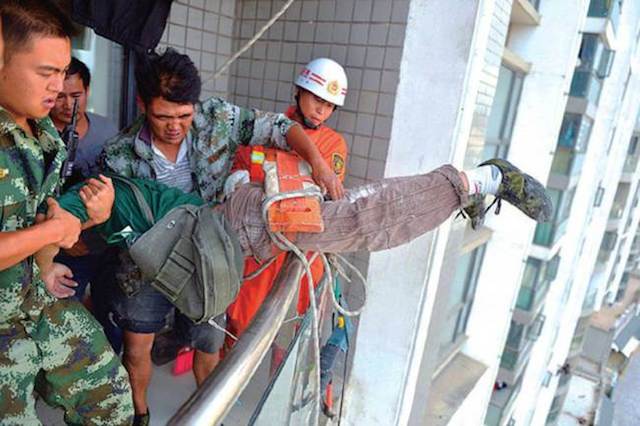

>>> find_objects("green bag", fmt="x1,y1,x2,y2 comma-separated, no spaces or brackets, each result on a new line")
115,177,244,324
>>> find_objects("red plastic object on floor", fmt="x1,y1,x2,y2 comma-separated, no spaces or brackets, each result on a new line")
325,381,334,410
172,347,194,376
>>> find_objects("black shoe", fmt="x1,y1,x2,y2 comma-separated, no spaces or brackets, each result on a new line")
151,329,183,366
133,410,149,426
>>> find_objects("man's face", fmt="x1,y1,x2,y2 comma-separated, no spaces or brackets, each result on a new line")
143,97,195,146
298,89,336,127
0,36,70,124
50,74,88,126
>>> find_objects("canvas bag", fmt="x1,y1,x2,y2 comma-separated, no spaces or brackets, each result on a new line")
114,177,244,323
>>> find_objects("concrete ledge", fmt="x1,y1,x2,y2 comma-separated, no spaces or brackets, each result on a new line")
425,353,488,426
511,0,542,26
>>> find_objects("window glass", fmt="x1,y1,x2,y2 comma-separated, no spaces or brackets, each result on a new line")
483,65,524,160
437,244,487,360
72,29,124,128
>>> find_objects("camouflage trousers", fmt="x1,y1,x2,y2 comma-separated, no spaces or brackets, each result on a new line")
0,299,133,425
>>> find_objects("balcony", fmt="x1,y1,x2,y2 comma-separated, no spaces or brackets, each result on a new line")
550,149,586,179
585,0,621,47
486,377,524,426
510,0,541,26
588,0,621,33
570,70,604,105
516,280,550,312
534,219,568,248
498,337,534,385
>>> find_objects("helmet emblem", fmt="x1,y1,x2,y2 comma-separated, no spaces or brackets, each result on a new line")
327,80,341,96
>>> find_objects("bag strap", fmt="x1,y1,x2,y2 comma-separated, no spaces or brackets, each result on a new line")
110,175,156,225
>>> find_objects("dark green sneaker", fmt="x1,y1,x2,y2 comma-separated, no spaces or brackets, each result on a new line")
479,159,553,222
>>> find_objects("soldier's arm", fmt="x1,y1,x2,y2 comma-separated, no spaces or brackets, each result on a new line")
0,199,81,271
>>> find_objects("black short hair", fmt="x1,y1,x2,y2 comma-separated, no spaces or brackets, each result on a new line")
1,0,78,62
135,48,201,105
67,57,91,88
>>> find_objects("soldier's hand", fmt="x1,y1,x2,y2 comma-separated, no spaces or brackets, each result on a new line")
311,159,344,200
41,262,77,298
46,198,81,248
80,174,115,225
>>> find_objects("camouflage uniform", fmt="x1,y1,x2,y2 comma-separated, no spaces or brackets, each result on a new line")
101,97,295,296
0,108,133,425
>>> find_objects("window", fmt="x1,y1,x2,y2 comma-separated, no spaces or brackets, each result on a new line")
546,395,562,424
601,231,618,251
484,65,524,160
629,136,639,155
506,321,525,348
72,30,125,127
516,258,553,311
541,371,553,388
551,114,593,176
545,255,561,281
571,33,612,104
594,185,605,207
527,313,546,341
437,244,487,361
533,188,575,246
576,34,603,71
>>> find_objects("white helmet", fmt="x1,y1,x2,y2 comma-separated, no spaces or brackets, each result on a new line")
295,58,348,107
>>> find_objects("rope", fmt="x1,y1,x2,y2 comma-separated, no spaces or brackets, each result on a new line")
208,316,238,341
242,256,278,281
204,0,297,84
260,190,368,424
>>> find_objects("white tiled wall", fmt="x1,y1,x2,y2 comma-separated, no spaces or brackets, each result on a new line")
224,0,410,277
465,0,512,168
159,0,237,99
228,0,410,188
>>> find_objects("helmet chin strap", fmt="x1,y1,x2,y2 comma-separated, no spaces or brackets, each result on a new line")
295,95,319,130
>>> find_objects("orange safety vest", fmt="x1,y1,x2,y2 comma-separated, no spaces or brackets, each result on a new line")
224,108,348,351
252,146,324,234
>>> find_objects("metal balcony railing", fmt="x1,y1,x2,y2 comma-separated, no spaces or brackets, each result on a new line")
168,256,306,425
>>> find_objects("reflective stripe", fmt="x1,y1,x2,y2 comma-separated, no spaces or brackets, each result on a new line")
251,150,265,164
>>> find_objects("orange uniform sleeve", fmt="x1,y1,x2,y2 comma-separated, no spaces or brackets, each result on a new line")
314,127,348,182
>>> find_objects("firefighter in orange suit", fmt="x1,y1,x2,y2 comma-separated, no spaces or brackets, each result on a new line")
223,58,349,350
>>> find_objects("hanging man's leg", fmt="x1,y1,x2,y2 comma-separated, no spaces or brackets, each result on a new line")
222,160,552,259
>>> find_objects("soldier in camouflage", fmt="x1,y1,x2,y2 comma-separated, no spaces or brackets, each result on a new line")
100,48,345,424
0,2,133,424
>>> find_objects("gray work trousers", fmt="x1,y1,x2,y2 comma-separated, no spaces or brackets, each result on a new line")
222,165,467,261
